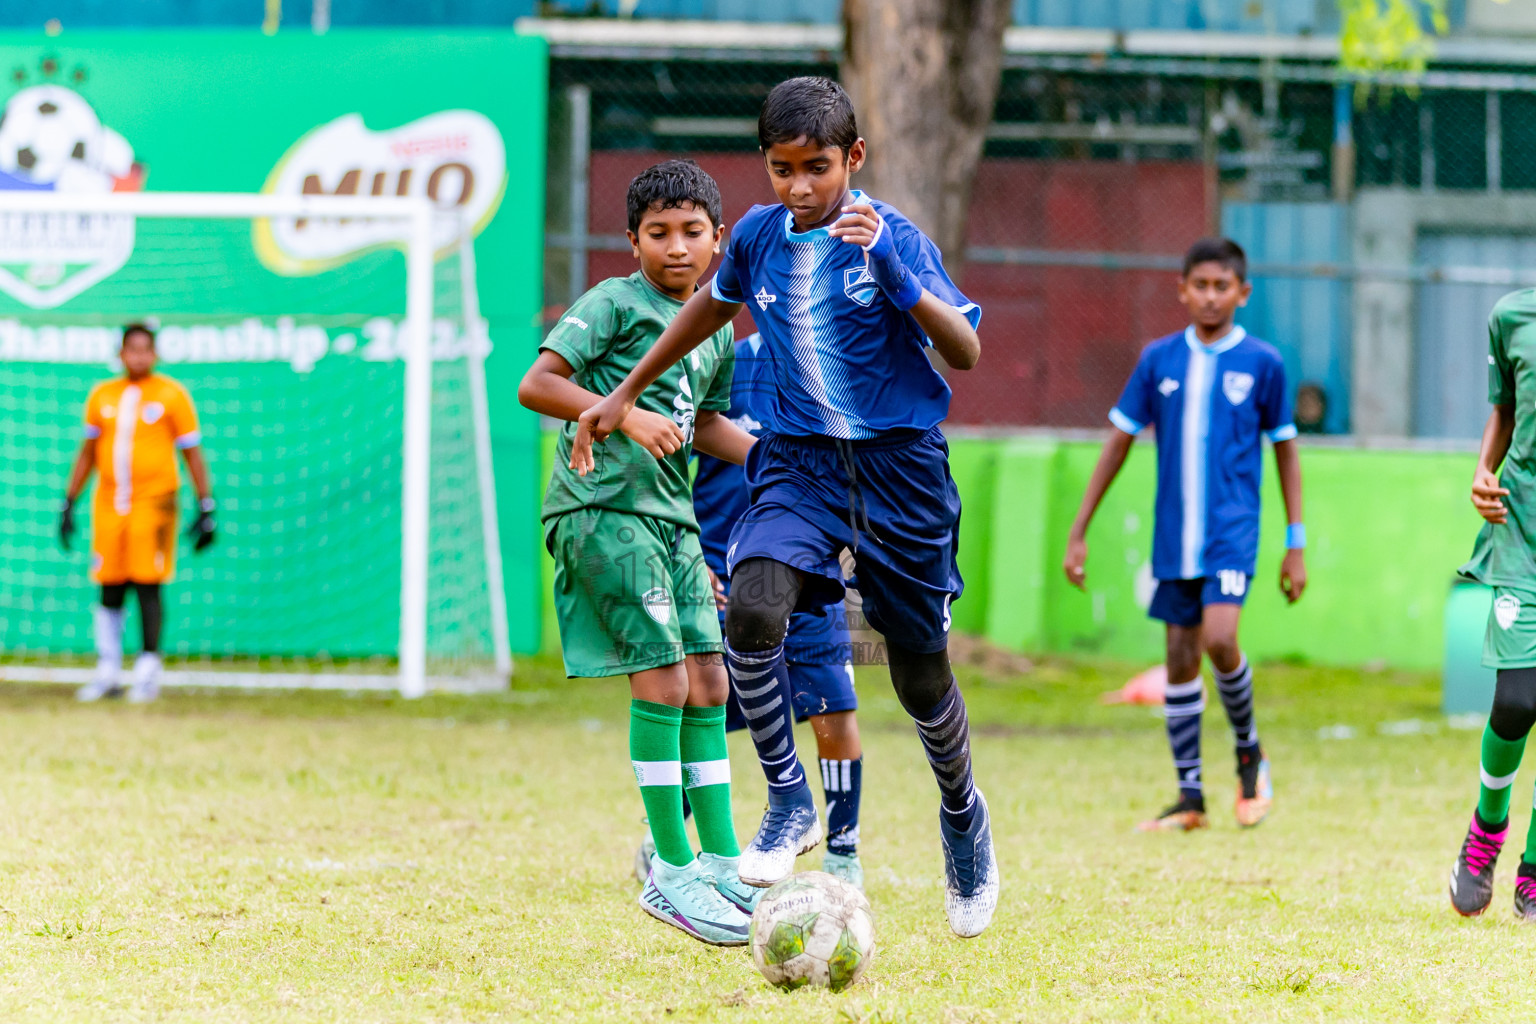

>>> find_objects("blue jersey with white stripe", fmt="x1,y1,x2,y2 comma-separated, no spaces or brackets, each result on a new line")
693,334,770,575
1110,326,1296,580
710,190,980,439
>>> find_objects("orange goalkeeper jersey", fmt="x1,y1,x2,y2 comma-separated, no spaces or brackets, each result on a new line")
83,374,201,514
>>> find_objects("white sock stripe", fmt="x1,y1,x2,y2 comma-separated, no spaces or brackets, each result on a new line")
724,643,784,666
914,694,964,730
1214,657,1250,683
733,670,778,691
761,748,800,770
741,695,783,720
682,759,731,789
1164,699,1207,718
1165,678,1205,699
1483,766,1520,790
820,760,832,791
841,759,851,792
632,760,682,788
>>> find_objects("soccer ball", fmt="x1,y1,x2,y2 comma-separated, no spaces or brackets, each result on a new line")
749,871,875,993
0,84,133,191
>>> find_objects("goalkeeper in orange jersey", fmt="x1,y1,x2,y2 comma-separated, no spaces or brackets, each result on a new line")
59,324,216,703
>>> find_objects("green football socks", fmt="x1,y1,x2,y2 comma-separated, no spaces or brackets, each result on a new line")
680,704,741,858
630,700,692,869
1479,722,1526,827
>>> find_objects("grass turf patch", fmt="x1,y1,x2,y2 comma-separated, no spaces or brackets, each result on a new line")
0,655,1526,1022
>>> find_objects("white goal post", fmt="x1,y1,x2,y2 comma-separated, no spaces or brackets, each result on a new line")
0,190,511,697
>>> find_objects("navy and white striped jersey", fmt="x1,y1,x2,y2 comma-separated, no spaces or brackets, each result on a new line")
1110,326,1296,581
709,190,980,439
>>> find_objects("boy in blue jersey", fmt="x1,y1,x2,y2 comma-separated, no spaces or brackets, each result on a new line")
698,333,866,888
1064,238,1307,833
573,78,997,937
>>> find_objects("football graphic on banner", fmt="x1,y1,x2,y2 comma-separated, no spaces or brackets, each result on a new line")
0,83,144,309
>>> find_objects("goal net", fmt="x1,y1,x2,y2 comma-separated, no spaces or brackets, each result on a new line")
0,191,510,696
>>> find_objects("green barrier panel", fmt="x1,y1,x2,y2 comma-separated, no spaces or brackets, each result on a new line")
982,440,1060,652
948,438,1000,635
1444,580,1496,715
951,437,1485,671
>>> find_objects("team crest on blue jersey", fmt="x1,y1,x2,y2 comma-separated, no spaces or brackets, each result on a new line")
843,265,880,307
1222,371,1255,406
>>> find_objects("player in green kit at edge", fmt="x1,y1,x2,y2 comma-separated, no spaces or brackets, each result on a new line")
518,161,760,946
1449,290,1536,920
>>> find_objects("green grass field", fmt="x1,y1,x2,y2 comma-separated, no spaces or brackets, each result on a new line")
2,653,1532,1022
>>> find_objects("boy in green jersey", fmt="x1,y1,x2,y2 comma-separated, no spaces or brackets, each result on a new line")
518,161,758,945
1450,289,1536,921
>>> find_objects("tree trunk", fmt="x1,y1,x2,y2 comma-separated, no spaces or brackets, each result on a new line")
841,0,1012,279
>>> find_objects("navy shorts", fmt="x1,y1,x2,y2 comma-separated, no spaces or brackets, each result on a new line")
726,427,963,654
1148,572,1251,628
718,575,857,730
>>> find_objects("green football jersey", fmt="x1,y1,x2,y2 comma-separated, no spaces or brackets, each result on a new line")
1461,289,1536,587
539,271,734,532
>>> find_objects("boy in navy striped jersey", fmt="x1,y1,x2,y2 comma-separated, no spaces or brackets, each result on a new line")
1064,237,1307,832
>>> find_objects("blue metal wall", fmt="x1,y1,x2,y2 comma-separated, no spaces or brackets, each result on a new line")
1223,202,1352,434
1016,0,1335,34
1415,233,1535,440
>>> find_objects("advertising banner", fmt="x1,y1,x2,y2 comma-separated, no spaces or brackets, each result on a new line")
0,32,546,659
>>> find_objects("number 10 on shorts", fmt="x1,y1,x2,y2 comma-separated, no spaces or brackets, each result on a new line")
1217,570,1247,597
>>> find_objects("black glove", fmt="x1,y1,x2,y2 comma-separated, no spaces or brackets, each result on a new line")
58,497,76,551
190,496,217,552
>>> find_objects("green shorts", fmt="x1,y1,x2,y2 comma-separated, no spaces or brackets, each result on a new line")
1485,585,1536,670
546,507,723,678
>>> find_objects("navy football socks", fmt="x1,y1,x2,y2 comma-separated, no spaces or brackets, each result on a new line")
1214,656,1259,753
914,684,978,833
820,756,863,855
1164,675,1206,802
726,642,807,795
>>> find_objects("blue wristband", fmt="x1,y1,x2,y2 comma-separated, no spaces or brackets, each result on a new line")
862,217,923,311
1286,523,1306,550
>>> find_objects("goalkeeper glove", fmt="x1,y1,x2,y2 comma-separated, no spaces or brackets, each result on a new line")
861,214,923,311
58,497,76,551
190,496,217,552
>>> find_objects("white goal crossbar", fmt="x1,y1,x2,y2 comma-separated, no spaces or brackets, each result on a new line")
0,191,511,697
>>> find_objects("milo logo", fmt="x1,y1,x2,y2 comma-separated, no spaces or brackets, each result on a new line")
254,110,507,275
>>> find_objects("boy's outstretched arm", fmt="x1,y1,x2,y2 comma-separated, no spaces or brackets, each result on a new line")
1273,438,1307,603
691,410,756,466
1063,428,1137,589
1472,403,1517,525
571,292,741,473
519,350,685,464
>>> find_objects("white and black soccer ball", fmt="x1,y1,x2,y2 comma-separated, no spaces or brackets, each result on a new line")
749,871,875,993
0,84,131,190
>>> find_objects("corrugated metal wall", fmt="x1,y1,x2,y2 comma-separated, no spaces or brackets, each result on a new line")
1415,233,1536,439
578,0,1341,29
1223,202,1352,434
1016,0,1336,34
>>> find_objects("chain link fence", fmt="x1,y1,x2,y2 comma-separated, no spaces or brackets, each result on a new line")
542,42,1536,441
